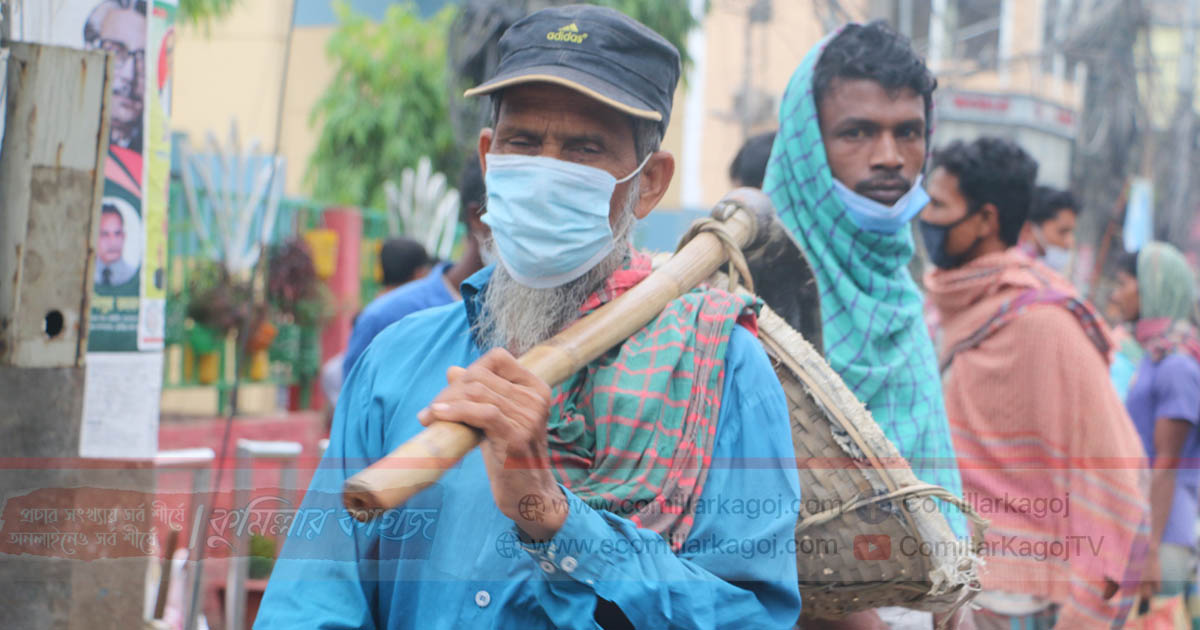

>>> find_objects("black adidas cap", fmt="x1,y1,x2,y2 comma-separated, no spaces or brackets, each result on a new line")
463,4,681,130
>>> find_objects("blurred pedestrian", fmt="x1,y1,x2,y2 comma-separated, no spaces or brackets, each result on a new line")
763,22,967,628
1110,242,1200,606
1018,186,1080,273
379,236,432,291
342,158,488,378
729,130,776,189
922,137,1148,630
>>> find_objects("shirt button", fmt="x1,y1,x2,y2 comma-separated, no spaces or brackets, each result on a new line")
561,555,578,573
539,559,557,574
474,590,491,608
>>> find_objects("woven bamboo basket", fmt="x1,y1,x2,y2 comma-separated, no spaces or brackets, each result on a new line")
753,299,983,619
680,228,985,620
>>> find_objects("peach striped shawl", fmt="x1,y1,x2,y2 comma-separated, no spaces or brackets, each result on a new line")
926,250,1149,629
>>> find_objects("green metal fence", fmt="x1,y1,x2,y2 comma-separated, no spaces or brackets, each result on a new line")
163,175,393,415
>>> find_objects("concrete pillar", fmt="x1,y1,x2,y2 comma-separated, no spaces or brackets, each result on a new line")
0,42,153,630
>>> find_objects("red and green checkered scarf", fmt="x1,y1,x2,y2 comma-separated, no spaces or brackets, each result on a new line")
547,253,760,550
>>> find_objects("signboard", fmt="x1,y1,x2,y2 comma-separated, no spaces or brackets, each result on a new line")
936,89,1079,139
933,89,1080,188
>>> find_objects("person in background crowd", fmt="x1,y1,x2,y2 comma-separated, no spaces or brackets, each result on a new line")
1106,299,1146,402
1018,185,1080,274
258,6,800,628
342,158,488,378
923,137,1148,630
330,236,427,388
1110,242,1200,611
729,130,776,189
763,22,967,629
380,236,433,291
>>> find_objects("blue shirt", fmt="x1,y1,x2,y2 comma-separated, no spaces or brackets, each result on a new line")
343,262,455,378
256,266,802,630
1126,352,1200,548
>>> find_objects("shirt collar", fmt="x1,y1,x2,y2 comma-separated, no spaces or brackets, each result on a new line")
461,264,497,334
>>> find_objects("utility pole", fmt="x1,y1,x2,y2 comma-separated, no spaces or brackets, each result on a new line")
1,42,153,630
1167,0,1200,244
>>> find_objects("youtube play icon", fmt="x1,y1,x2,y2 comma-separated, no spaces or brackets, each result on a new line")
853,534,891,560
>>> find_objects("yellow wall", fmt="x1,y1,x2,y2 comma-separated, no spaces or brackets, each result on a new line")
277,26,339,195
172,1,335,196
687,2,869,208
172,0,290,156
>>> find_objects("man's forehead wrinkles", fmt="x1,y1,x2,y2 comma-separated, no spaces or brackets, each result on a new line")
499,111,620,142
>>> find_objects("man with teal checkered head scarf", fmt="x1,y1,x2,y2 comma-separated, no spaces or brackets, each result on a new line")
763,21,967,629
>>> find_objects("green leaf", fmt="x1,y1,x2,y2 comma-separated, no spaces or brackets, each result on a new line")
306,2,460,211
178,0,239,28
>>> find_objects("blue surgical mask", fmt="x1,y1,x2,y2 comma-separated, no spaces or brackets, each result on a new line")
1033,225,1072,272
1041,245,1071,272
833,175,930,234
482,153,648,289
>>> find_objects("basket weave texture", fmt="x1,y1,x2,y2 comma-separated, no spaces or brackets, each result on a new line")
753,301,983,619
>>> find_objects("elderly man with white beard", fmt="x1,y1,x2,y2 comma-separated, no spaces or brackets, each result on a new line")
256,6,801,629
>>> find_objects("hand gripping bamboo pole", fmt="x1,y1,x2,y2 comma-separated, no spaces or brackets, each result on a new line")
342,188,775,522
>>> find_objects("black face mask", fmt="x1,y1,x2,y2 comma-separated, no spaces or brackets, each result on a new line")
919,212,980,270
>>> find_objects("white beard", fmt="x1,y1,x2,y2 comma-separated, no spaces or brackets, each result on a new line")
475,183,640,355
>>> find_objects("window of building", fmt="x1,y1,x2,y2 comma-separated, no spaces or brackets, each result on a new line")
887,0,933,54
951,0,1002,70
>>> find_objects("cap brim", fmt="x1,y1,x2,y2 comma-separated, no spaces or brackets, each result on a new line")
464,65,662,122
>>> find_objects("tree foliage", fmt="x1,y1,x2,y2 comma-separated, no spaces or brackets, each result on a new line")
307,2,458,210
308,0,705,210
178,0,239,26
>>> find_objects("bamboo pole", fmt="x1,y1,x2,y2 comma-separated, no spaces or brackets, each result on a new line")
342,189,772,521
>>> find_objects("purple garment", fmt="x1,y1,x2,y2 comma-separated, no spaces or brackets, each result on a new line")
1126,352,1200,547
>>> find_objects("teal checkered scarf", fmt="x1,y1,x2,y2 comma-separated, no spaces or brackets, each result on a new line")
762,33,965,534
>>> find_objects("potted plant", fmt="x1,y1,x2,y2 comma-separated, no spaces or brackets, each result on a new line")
267,240,331,403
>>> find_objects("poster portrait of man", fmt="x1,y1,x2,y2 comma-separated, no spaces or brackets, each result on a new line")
83,0,147,154
94,201,142,288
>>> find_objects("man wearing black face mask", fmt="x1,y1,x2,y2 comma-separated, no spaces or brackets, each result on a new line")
918,138,1037,269
922,138,1148,629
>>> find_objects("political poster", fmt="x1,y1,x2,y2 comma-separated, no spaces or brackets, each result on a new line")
15,0,175,457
